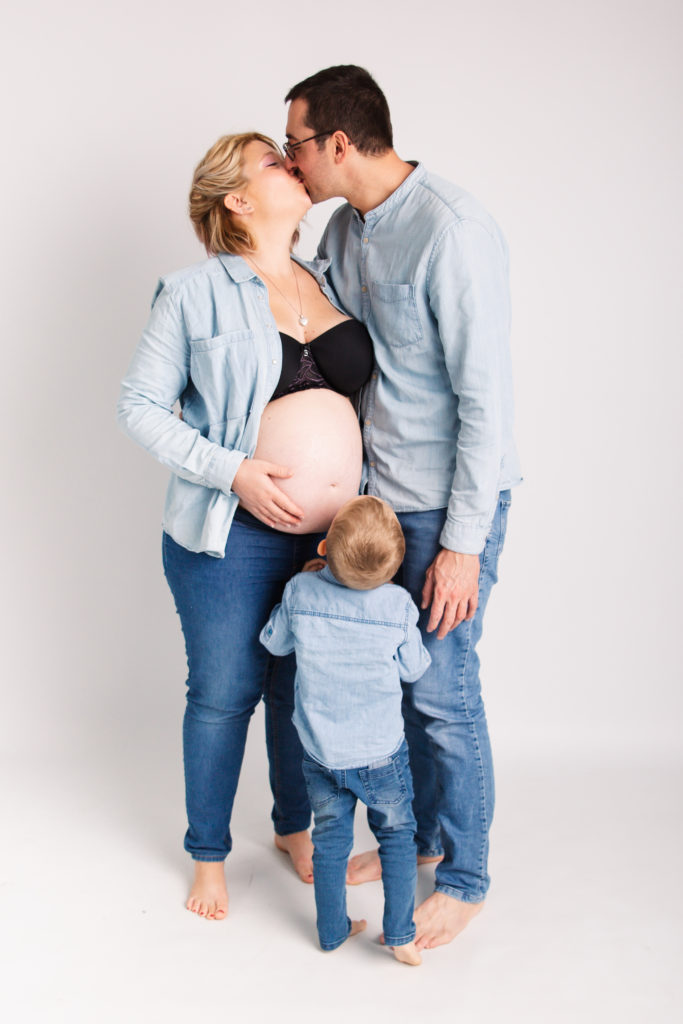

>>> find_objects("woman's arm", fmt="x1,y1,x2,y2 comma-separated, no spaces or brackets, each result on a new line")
117,281,304,526
117,282,246,494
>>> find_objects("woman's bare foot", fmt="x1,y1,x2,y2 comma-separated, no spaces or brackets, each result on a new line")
414,892,483,949
274,831,314,883
392,940,422,966
346,848,443,885
186,861,228,921
349,919,367,939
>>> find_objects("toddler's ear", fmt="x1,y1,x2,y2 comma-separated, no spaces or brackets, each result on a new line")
317,539,327,557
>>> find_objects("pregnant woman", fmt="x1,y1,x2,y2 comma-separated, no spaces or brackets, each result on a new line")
117,132,373,920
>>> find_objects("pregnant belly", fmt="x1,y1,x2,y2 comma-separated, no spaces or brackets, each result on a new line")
250,389,363,534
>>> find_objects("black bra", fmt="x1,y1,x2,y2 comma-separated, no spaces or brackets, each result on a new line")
271,319,374,401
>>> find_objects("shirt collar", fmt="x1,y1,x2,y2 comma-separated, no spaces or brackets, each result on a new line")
355,161,425,226
217,252,331,285
319,564,341,586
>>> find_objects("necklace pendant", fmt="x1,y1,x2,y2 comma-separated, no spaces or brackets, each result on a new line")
299,315,308,326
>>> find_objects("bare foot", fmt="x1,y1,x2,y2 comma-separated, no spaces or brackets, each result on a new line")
414,892,483,949
346,849,382,885
186,861,228,921
349,919,367,939
274,831,314,883
393,941,422,966
346,848,443,885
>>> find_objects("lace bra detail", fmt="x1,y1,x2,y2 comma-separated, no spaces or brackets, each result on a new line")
270,319,374,402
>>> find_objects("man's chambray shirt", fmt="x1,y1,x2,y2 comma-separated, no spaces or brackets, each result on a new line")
318,164,522,555
259,566,431,770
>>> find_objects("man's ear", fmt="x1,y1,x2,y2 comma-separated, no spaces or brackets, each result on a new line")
332,131,352,164
223,193,253,216
317,539,327,556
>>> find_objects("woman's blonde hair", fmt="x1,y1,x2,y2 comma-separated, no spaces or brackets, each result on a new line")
189,132,297,255
326,496,406,591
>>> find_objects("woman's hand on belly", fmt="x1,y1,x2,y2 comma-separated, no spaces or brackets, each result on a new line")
231,458,305,529
253,390,363,534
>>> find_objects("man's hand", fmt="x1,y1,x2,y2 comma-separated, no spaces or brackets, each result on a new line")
421,548,480,639
231,459,304,528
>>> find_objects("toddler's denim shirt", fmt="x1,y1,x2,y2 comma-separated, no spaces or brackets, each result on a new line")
260,566,431,769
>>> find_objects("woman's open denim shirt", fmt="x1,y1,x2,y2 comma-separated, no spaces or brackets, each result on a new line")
117,253,337,557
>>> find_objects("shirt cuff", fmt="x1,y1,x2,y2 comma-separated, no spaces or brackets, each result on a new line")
439,518,491,555
205,446,248,494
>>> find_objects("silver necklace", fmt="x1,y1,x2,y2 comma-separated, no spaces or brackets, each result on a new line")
249,257,308,326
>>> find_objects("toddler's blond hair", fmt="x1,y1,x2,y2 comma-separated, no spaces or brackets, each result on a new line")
325,496,405,590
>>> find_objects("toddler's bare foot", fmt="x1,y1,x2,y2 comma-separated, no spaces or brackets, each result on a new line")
186,861,228,921
393,940,422,966
346,848,443,885
414,892,483,949
274,831,314,883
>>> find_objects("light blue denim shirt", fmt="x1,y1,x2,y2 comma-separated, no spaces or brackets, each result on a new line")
318,163,522,555
117,253,338,557
259,566,431,770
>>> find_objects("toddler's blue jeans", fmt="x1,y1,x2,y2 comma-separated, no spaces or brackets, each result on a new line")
302,739,417,950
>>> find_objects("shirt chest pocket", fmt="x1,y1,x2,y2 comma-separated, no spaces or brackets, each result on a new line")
370,282,423,349
189,329,257,421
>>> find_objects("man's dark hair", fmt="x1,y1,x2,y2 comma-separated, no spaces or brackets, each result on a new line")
285,65,393,155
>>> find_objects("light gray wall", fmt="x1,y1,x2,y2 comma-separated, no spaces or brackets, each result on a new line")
2,0,681,764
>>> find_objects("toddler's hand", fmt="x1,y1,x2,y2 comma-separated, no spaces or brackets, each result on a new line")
302,558,326,573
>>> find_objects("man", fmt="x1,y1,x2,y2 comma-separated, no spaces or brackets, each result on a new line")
283,65,521,950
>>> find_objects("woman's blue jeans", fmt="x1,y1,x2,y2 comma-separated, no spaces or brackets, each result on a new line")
302,740,417,950
396,492,511,902
162,513,323,861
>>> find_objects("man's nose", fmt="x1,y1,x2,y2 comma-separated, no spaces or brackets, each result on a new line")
284,153,297,172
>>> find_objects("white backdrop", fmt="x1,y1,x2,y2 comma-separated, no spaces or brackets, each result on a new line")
2,2,682,1020
2,0,681,763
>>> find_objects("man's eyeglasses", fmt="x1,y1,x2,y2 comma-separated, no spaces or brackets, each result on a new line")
283,132,334,160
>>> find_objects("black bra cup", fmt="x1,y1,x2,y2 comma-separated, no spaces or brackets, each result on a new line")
272,320,374,400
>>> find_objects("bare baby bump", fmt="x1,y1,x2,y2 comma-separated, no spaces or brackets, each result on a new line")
252,389,363,534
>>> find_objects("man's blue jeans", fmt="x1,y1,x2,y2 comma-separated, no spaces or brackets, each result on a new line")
162,512,322,861
396,492,511,902
302,740,417,951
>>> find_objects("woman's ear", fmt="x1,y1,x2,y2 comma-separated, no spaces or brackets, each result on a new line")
223,193,253,216
317,539,327,556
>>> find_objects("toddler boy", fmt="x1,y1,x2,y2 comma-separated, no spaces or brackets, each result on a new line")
260,496,430,965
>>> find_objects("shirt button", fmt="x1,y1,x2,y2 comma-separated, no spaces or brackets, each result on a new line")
372,373,378,380
365,418,372,426
369,461,376,467
272,358,277,364
361,285,367,292
363,237,369,244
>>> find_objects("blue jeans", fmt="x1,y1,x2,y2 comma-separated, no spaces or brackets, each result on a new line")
162,512,323,861
302,740,417,951
396,491,511,902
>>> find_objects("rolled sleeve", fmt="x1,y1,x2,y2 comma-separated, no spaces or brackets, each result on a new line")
395,599,432,682
427,219,511,554
116,282,247,494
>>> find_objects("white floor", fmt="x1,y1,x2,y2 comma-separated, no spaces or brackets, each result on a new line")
2,718,681,1024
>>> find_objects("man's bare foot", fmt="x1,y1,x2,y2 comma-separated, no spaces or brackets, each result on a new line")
274,831,314,883
414,892,483,949
392,941,422,966
346,848,443,885
186,861,228,921
349,919,367,939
